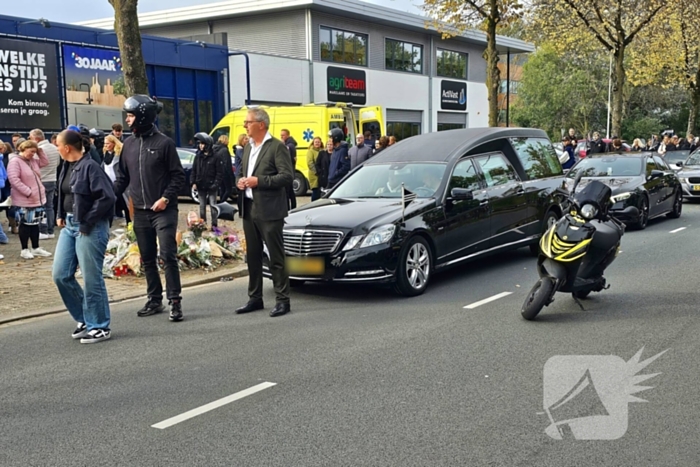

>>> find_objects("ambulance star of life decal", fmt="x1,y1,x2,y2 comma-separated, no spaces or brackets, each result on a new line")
540,347,668,440
303,128,314,142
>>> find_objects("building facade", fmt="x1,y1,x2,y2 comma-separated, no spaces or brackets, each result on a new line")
0,14,229,146
80,0,534,141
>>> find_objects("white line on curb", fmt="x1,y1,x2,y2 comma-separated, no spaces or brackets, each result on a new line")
670,227,687,233
152,382,277,429
463,292,513,309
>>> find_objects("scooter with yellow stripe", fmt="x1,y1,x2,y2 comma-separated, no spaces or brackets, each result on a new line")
521,172,638,320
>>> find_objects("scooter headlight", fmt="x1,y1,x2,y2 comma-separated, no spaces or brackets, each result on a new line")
580,203,598,219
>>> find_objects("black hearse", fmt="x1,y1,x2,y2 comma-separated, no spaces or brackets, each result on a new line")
266,128,569,296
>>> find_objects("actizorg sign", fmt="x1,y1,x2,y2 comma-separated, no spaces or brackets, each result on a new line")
327,66,366,105
441,80,467,111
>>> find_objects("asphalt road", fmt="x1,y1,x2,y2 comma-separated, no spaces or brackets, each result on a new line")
2,202,700,466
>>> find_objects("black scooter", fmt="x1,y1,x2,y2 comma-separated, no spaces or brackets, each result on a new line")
521,172,639,320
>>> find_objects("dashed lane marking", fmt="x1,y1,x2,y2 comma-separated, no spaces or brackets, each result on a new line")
463,292,513,309
670,227,687,233
151,382,277,429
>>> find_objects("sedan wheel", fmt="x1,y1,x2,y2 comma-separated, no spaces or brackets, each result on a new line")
667,190,682,218
394,237,432,297
634,196,649,230
191,187,199,203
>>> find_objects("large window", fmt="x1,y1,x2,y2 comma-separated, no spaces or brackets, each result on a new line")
178,100,195,147
438,123,465,132
387,122,421,142
510,137,563,180
437,49,468,79
385,39,423,73
320,26,368,66
157,99,176,141
198,100,213,133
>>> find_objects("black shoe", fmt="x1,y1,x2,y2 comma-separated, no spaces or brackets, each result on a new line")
270,302,290,317
137,299,165,317
169,300,184,322
235,300,264,314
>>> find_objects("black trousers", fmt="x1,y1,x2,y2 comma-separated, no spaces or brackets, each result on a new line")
133,208,181,302
242,198,289,304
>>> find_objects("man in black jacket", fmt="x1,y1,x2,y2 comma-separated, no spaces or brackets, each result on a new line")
212,135,234,202
114,95,186,322
191,132,224,228
280,129,297,209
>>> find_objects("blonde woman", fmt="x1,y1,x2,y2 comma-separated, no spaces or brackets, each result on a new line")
306,136,323,200
103,135,130,223
234,133,249,176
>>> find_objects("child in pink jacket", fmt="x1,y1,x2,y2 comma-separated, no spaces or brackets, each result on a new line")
7,140,52,259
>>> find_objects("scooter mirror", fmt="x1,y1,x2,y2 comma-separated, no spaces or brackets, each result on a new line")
571,170,585,192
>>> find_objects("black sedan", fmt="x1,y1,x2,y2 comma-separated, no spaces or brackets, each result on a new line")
264,127,569,296
177,148,236,202
566,152,682,229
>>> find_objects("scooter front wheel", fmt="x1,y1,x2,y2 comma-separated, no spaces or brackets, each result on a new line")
521,278,556,321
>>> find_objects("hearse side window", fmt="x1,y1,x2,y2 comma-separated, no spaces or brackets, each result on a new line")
509,137,563,180
646,157,657,176
474,153,518,187
653,155,670,170
449,158,482,192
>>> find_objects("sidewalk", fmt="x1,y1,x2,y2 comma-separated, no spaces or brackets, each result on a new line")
0,207,249,324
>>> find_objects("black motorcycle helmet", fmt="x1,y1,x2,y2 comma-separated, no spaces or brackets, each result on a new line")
328,127,344,144
123,95,163,133
78,123,91,138
89,128,105,139
194,132,214,152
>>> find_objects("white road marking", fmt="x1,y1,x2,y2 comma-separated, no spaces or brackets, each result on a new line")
670,227,687,233
463,292,513,309
151,382,277,429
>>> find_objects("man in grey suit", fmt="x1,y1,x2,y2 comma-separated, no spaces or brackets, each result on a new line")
235,108,294,317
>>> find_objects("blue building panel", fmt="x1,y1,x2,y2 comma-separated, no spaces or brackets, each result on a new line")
0,13,229,146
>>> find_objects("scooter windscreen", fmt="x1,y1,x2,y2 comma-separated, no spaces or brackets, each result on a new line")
573,180,612,213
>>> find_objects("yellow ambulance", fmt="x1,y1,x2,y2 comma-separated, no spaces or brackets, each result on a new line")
210,103,384,195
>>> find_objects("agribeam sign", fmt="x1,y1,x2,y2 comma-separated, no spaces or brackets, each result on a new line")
327,66,366,105
0,38,62,130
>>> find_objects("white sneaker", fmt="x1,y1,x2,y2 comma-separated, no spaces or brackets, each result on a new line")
0,254,4,260
20,249,34,259
39,233,49,240
31,247,52,257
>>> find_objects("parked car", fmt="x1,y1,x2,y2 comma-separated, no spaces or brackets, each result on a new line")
177,147,236,202
565,152,682,230
662,149,691,171
263,128,569,296
575,139,630,158
675,149,700,200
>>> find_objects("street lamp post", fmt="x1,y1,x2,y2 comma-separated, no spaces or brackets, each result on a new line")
606,52,612,139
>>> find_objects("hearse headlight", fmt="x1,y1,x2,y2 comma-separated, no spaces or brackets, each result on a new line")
610,192,632,203
580,204,598,219
343,235,364,251
360,224,396,248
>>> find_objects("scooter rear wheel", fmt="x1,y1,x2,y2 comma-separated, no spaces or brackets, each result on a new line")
521,278,555,321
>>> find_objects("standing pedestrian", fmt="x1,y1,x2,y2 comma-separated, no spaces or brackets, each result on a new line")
213,135,234,203
280,129,298,209
235,108,294,317
6,140,52,259
348,133,373,169
306,137,323,201
191,132,224,228
327,128,350,189
29,129,60,240
234,133,248,176
111,123,124,142
53,129,116,344
103,135,130,225
113,95,186,322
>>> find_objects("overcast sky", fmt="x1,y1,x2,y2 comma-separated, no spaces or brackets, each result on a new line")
4,0,422,24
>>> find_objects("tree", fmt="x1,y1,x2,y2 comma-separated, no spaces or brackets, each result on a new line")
511,44,608,139
531,0,667,138
627,0,700,135
108,0,149,96
423,0,524,127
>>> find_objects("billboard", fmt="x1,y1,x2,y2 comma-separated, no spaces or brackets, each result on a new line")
63,45,126,110
440,80,467,111
0,38,62,130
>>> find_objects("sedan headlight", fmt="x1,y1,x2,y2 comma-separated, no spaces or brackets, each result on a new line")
610,192,632,203
580,203,598,219
360,224,396,248
343,235,364,251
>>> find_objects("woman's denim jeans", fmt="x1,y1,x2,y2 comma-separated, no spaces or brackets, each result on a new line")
52,215,111,330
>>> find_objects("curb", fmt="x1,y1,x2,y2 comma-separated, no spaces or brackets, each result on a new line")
0,265,249,326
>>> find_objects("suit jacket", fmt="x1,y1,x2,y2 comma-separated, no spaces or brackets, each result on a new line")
237,136,294,221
